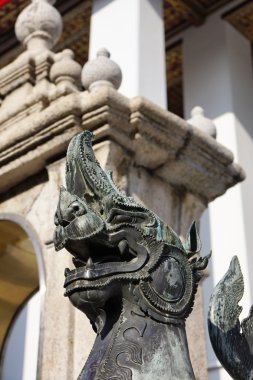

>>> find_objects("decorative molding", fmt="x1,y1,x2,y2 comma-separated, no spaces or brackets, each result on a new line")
0,83,245,204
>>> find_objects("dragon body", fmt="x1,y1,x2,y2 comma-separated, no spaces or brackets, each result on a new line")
53,131,210,380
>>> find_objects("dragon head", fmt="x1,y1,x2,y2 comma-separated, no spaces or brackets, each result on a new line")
54,131,182,281
53,131,210,331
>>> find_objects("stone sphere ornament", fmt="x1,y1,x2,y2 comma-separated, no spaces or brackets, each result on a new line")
50,49,82,87
188,106,217,138
15,0,63,51
81,48,123,91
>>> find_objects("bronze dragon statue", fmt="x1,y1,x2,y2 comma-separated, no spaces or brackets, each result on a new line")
53,131,210,380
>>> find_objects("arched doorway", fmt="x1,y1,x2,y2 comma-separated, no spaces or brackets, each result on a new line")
0,214,45,380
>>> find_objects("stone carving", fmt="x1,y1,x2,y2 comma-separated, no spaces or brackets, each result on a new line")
53,130,210,379
82,48,122,91
208,256,253,379
50,49,82,90
187,106,217,138
15,0,63,50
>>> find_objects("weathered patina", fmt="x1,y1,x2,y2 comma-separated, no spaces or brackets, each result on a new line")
53,130,210,380
208,256,253,379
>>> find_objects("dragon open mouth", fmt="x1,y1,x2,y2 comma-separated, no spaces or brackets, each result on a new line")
63,229,150,286
53,131,166,294
71,238,137,268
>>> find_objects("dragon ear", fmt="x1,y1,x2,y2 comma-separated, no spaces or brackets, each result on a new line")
184,221,201,257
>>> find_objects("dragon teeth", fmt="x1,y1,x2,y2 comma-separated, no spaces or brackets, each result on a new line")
118,239,128,255
86,257,94,269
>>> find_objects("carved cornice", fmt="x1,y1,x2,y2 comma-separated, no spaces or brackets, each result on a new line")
0,52,37,98
0,85,244,203
129,96,244,202
0,50,81,124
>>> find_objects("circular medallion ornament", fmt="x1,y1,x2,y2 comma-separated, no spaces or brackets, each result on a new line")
134,245,197,324
151,257,185,302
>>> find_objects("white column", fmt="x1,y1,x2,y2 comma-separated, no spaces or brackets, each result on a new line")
183,10,253,380
22,292,41,380
1,292,40,380
89,0,167,108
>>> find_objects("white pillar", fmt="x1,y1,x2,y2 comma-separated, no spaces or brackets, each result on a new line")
89,0,167,108
183,10,253,380
22,292,41,380
1,292,41,380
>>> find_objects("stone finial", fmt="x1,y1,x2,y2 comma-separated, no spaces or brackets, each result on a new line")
81,48,122,92
188,106,217,139
15,0,63,51
50,49,82,89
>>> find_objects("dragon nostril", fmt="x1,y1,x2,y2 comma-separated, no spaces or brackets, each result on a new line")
70,201,85,215
54,214,59,226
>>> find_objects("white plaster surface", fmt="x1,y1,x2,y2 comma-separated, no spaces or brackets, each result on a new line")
2,306,27,380
22,292,41,380
89,0,167,108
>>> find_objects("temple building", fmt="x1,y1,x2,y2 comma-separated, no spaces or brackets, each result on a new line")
0,0,252,379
